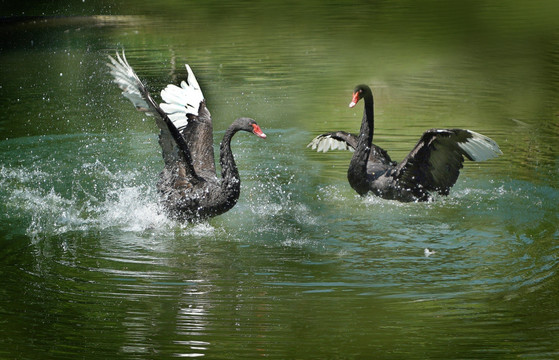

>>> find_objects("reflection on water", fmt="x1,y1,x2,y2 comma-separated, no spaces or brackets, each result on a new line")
1,2,559,359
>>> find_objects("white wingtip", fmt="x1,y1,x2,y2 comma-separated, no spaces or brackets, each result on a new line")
307,134,353,153
184,64,201,90
159,63,204,131
458,131,502,161
107,50,151,111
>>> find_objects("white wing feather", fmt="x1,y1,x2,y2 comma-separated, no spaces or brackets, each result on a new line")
160,64,204,132
108,50,205,134
458,130,502,161
107,50,151,111
307,134,354,153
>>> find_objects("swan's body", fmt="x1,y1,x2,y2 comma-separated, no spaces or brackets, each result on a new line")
308,85,502,202
108,51,266,221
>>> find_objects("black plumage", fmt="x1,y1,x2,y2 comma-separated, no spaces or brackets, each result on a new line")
308,84,502,201
108,51,266,221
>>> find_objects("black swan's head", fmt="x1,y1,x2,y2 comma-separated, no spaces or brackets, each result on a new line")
349,84,372,108
233,117,267,139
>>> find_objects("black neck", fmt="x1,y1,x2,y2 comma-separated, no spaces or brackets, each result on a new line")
348,91,374,195
219,126,241,207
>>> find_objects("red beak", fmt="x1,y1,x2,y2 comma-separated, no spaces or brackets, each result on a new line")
349,92,360,108
252,124,267,139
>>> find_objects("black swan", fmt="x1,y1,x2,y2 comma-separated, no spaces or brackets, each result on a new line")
308,84,502,202
107,51,266,221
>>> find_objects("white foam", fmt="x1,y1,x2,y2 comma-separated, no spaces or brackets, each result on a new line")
424,248,436,257
184,222,216,237
99,186,170,232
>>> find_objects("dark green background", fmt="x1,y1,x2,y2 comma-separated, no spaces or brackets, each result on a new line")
1,1,558,358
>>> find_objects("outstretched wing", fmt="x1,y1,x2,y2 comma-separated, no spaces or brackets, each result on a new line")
160,69,215,176
307,131,395,167
107,51,205,178
159,64,204,130
393,129,502,195
107,50,154,113
307,131,357,152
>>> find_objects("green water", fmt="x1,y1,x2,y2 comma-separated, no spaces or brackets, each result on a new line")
1,1,558,359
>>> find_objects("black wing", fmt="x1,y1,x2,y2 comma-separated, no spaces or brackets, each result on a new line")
159,67,216,176
393,129,502,195
107,50,201,179
308,131,395,166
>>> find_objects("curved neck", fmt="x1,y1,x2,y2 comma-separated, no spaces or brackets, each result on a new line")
348,91,374,195
219,126,241,204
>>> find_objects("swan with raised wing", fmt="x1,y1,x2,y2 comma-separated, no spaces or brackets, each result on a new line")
308,84,502,202
108,51,266,221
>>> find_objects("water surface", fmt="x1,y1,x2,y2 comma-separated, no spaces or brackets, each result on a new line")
1,2,558,359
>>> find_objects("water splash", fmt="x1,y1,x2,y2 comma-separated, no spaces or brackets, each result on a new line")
1,156,174,242
96,185,171,232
